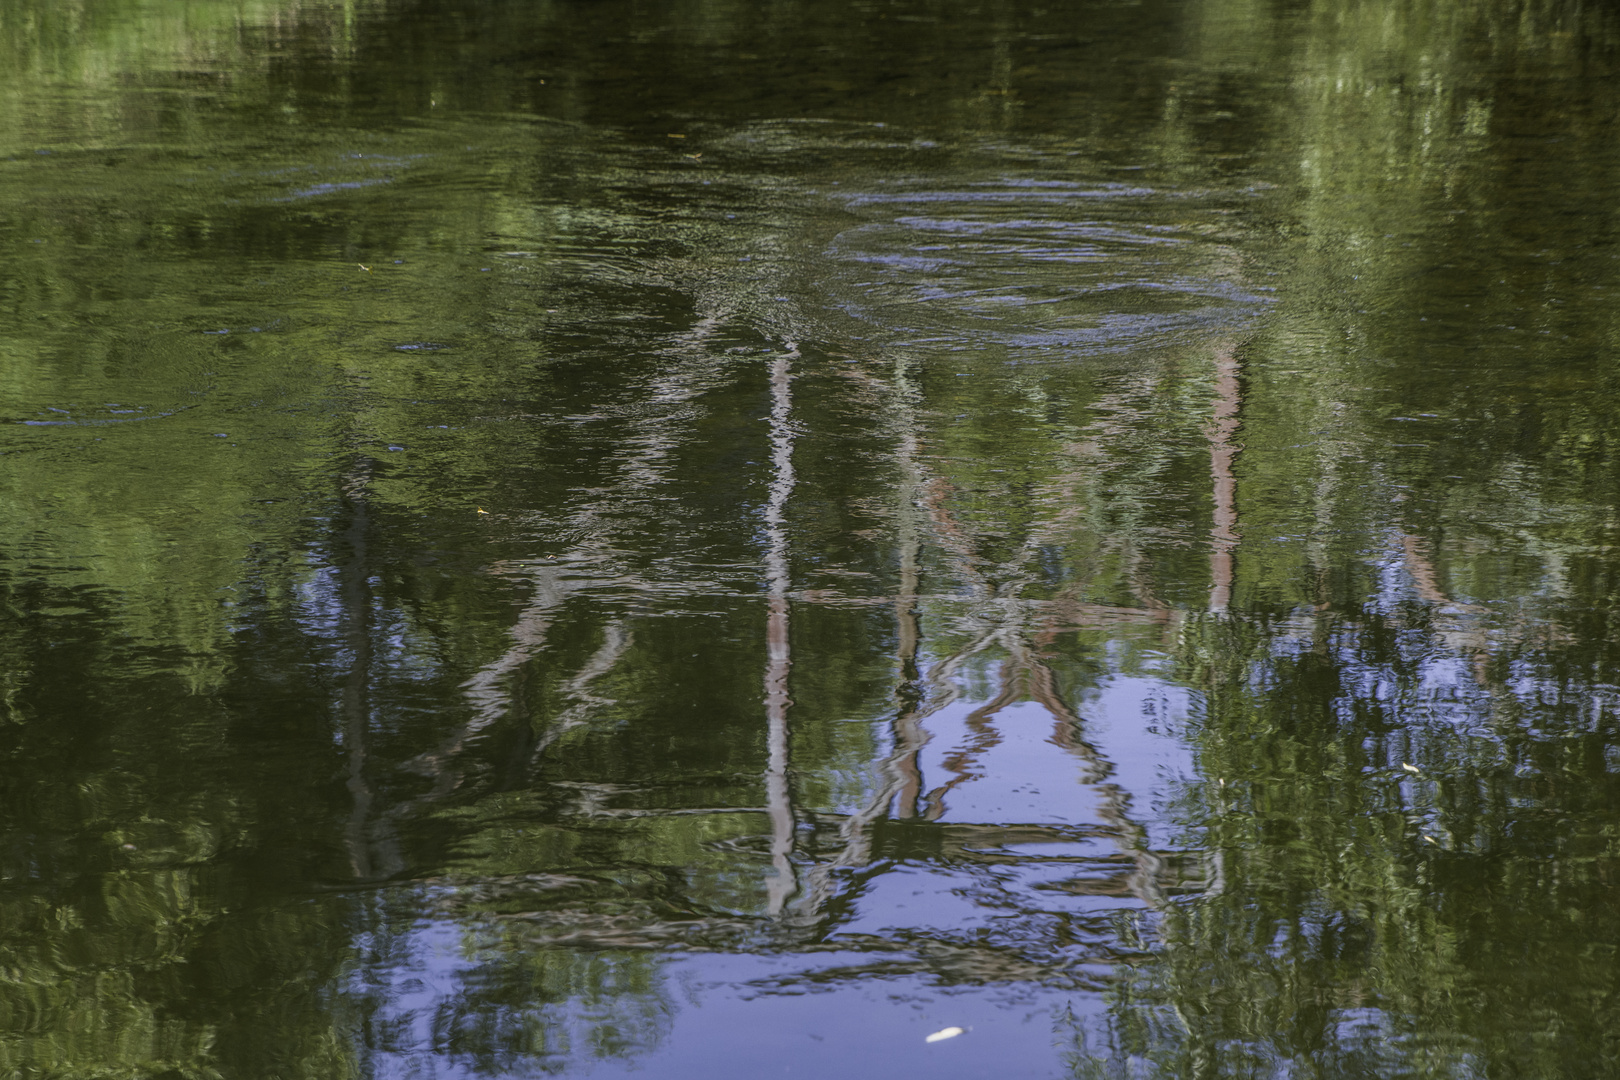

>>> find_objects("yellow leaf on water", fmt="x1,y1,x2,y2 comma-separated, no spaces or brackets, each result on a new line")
1402,763,1420,774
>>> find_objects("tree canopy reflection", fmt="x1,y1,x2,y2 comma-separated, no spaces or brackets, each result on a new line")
0,0,1617,1077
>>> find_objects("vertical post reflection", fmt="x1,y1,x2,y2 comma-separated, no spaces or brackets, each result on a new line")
891,355,927,822
339,465,375,882
764,345,799,915
1208,344,1243,613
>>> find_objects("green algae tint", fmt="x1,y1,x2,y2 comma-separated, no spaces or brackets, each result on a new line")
1,1,1619,1077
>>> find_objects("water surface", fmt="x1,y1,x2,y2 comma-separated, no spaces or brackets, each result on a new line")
2,1,1619,1077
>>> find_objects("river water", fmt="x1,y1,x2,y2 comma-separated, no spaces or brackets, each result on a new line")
2,1,1618,1077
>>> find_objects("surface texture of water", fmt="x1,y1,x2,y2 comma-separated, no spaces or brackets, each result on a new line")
3,1,1620,1077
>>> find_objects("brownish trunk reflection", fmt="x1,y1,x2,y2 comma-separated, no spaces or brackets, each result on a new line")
1208,343,1243,613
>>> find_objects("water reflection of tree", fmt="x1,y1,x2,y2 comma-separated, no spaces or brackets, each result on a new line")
1057,2,1620,1072
4,0,1620,1077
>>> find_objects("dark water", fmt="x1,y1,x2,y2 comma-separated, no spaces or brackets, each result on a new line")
3,1,1620,1076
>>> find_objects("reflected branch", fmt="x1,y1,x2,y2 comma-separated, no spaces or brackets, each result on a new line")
523,621,633,769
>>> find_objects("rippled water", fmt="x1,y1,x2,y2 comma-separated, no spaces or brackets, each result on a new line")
3,1,1620,1077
